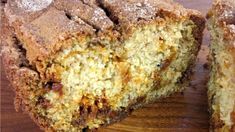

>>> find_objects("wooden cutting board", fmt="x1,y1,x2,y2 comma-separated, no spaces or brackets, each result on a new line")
1,0,212,131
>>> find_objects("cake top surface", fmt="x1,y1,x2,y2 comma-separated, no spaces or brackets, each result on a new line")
214,0,235,24
209,0,235,42
4,0,204,66
5,0,200,29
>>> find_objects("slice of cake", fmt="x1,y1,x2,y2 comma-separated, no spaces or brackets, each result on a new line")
2,0,205,131
207,0,235,131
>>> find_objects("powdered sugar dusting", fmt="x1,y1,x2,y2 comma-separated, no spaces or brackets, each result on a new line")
222,10,234,19
17,0,53,12
228,24,235,32
90,8,113,29
227,25,235,47
91,9,105,23
122,1,155,21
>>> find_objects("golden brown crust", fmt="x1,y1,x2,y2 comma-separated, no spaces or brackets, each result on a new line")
99,0,205,31
1,7,53,130
53,0,114,30
4,0,205,70
2,0,205,131
100,0,187,23
2,38,48,130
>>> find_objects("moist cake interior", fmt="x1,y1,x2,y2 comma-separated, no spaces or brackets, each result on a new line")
208,15,235,130
33,18,198,130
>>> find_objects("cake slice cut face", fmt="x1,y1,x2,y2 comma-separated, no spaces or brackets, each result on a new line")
2,0,205,131
207,0,235,131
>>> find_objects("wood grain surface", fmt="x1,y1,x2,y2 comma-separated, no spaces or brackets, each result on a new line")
1,0,212,131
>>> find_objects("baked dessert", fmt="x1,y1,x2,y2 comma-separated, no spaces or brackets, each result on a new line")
2,0,205,131
207,0,235,131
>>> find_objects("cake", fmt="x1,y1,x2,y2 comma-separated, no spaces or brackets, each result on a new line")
207,0,235,131
2,0,205,131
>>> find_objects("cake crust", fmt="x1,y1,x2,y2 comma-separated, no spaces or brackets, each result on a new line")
207,0,235,41
4,0,204,70
2,0,205,131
